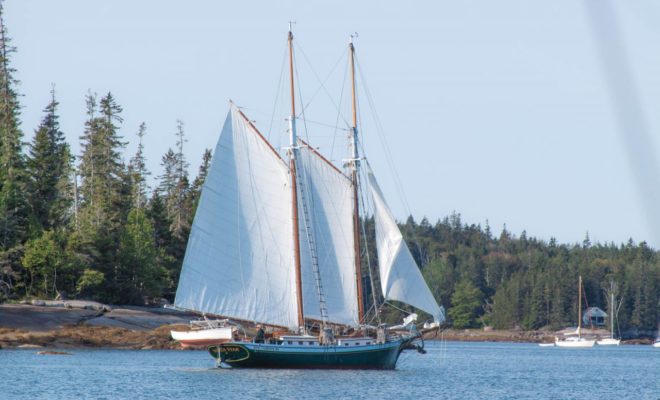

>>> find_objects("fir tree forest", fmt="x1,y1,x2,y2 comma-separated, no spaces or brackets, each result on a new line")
0,10,657,336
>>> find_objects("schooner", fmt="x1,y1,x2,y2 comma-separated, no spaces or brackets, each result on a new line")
172,27,445,369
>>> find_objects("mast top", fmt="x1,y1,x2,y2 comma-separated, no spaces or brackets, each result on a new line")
349,32,358,45
288,21,296,36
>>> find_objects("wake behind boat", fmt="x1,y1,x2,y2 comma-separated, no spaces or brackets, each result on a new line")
171,27,445,369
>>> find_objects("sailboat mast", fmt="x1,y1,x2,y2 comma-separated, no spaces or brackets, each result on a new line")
578,275,582,339
610,284,614,339
349,35,365,324
288,25,304,330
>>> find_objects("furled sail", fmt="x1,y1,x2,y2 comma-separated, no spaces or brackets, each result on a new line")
367,168,445,324
296,142,359,326
175,105,299,329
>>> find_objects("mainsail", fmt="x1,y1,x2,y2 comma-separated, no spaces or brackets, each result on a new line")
368,168,445,324
175,105,300,329
296,142,359,326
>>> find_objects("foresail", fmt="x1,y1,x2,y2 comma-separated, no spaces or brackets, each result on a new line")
296,142,359,326
368,168,445,324
175,105,299,329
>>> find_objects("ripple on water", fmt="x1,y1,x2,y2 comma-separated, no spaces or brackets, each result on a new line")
0,343,658,400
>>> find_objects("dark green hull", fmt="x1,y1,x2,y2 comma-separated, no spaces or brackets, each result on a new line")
209,340,407,370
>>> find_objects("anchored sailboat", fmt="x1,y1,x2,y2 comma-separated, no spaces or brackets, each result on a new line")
555,275,595,348
172,28,445,369
596,281,620,346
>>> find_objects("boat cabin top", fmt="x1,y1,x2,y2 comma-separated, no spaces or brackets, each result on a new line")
275,335,376,347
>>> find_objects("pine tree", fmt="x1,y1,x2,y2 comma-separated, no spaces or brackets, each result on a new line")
170,120,190,237
78,92,126,232
156,121,191,272
115,209,167,304
27,87,73,231
76,92,127,301
189,148,211,216
0,3,29,250
128,122,149,210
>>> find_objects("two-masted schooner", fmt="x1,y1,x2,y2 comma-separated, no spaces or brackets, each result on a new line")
172,28,445,369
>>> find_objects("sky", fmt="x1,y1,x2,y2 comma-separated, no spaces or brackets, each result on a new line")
6,0,660,248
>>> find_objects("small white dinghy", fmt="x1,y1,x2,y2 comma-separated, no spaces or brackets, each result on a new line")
538,343,555,347
171,319,236,348
653,340,660,348
596,338,620,346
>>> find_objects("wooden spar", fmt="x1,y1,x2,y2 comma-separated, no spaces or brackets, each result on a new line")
349,41,358,129
578,275,582,338
352,169,364,324
291,160,305,329
349,38,365,324
288,28,305,330
288,29,296,118
298,139,347,177
232,103,284,162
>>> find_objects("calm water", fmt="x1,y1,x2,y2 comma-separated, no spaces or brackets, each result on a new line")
1,342,658,399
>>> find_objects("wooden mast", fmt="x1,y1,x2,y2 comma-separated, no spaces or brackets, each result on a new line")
578,275,582,339
349,35,365,324
288,25,305,330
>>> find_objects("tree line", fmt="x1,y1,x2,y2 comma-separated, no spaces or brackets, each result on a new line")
395,213,659,335
0,9,211,305
0,9,657,335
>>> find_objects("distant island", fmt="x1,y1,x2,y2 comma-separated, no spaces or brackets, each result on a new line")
0,7,657,340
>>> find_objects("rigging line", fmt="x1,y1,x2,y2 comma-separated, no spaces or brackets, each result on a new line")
384,300,413,316
293,50,330,325
330,58,349,165
294,41,351,129
354,54,411,215
356,54,428,266
268,42,290,141
358,165,381,325
298,117,350,131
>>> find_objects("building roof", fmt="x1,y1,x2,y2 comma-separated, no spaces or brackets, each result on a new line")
584,307,607,318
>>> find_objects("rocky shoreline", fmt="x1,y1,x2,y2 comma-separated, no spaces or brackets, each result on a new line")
0,302,653,350
0,302,195,350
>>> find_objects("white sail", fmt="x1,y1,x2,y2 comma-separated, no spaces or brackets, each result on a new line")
296,142,359,326
175,105,299,329
368,168,445,324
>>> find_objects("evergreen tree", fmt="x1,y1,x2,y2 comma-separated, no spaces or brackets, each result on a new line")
170,120,190,238
78,92,126,232
0,4,29,250
448,280,484,328
115,209,168,304
27,87,73,230
189,148,211,216
128,122,149,210
76,92,127,301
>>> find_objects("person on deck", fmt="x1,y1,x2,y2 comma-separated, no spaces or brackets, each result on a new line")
255,324,265,343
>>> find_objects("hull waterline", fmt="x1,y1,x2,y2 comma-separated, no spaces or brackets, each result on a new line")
555,339,595,348
209,339,410,370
